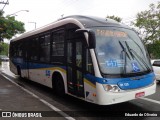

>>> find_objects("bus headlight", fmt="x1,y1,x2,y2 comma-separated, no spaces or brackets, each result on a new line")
102,84,121,92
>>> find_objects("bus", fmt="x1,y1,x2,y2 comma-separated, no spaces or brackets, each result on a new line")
9,15,156,105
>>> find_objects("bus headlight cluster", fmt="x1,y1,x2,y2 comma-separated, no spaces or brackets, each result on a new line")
102,84,121,92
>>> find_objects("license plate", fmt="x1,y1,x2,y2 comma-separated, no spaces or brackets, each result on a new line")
135,92,145,98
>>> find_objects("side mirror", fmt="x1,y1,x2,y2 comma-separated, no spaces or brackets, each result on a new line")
75,29,96,49
88,30,96,49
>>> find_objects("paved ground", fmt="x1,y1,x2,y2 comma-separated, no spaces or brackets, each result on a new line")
0,62,66,120
0,74,52,111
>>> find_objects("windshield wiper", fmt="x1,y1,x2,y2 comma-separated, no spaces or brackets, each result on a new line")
119,41,131,60
119,41,129,74
125,41,134,59
125,41,151,72
128,35,145,57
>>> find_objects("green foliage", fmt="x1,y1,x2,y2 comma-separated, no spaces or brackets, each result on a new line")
146,40,160,59
132,2,160,59
0,42,9,55
132,2,160,44
106,15,122,22
0,10,25,41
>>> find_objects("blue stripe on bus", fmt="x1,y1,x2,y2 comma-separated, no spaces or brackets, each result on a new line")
117,77,153,90
12,59,66,70
84,73,155,90
27,63,66,70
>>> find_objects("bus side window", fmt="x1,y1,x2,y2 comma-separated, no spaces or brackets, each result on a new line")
67,42,72,64
76,42,82,67
39,34,50,62
51,29,65,63
52,30,64,56
30,38,39,61
86,50,94,74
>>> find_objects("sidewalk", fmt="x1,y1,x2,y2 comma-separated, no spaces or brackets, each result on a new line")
0,74,52,111
0,62,66,120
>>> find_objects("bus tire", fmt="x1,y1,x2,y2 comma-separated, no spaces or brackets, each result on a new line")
53,73,65,97
17,66,21,77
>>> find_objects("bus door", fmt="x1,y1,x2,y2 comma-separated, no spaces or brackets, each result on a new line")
67,39,85,97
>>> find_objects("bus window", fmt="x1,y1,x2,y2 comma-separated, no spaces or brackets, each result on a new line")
76,42,82,67
86,50,94,74
18,43,23,57
30,38,39,61
67,42,72,64
52,30,64,56
39,34,50,62
51,29,65,64
76,70,83,94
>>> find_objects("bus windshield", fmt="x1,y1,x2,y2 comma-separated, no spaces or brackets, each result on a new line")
92,27,152,75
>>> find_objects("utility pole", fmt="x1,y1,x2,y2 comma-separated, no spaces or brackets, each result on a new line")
0,0,9,11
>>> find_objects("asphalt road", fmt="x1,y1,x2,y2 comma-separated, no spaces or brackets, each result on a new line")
0,61,160,120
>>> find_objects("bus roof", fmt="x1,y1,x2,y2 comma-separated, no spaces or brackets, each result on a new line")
11,15,129,42
60,15,124,27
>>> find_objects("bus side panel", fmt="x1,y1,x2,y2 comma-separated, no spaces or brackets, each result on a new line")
20,60,29,78
26,63,67,89
21,69,29,78
10,57,25,76
10,60,18,75
28,68,45,85
84,78,97,103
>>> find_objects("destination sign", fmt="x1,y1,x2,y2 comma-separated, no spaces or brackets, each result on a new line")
96,29,127,37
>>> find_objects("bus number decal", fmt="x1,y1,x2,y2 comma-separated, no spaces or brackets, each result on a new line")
106,59,118,67
106,59,124,68
119,83,129,87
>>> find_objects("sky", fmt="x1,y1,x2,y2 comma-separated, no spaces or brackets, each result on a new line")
1,0,160,32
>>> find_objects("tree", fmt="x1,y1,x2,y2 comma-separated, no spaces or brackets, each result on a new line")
106,15,122,22
0,42,9,55
132,2,160,44
0,10,25,42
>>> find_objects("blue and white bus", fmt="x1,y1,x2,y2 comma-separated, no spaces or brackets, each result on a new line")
9,15,156,105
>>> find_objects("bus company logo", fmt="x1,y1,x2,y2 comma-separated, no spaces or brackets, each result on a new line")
2,112,11,117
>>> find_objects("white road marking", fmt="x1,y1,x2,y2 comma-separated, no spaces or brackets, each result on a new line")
140,97,160,105
1,74,75,120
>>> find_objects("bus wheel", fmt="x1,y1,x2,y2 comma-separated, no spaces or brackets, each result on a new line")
17,66,21,77
54,75,65,97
